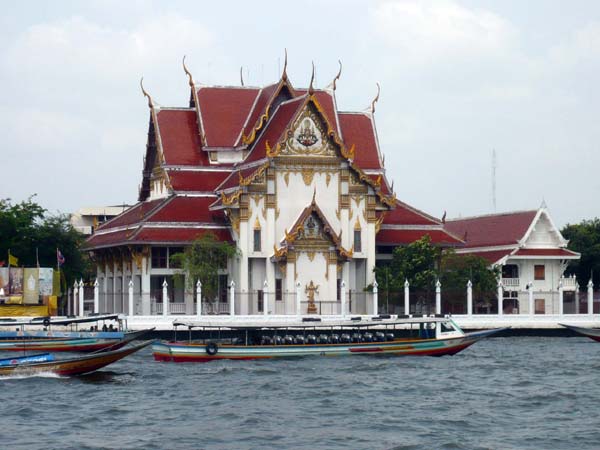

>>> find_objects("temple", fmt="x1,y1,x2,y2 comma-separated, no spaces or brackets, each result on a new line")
84,57,461,316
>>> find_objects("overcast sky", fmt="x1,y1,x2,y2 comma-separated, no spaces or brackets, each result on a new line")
1,0,599,227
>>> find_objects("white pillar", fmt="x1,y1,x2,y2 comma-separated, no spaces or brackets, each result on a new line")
575,282,580,314
78,279,84,316
588,279,594,316
93,279,99,314
263,279,269,316
372,279,378,316
229,280,235,316
528,282,534,316
467,280,473,316
128,279,134,316
296,281,302,317
162,278,168,316
73,281,78,316
404,279,410,316
558,278,564,316
341,280,346,317
435,280,441,314
497,279,503,316
196,280,202,317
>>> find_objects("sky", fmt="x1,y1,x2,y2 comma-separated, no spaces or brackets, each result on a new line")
1,0,599,227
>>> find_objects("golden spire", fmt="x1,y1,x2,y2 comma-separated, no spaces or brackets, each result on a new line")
308,61,315,95
312,187,317,204
371,82,380,114
182,56,194,88
282,48,288,81
332,60,342,91
140,77,153,109
240,66,244,86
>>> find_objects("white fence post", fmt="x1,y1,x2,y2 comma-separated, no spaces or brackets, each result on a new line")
72,281,78,316
372,279,378,316
588,280,594,316
128,279,134,316
263,279,269,316
497,279,503,316
558,277,564,316
296,281,302,317
404,279,410,315
78,279,84,317
162,278,168,316
467,280,473,316
528,282,534,316
435,280,441,314
341,280,346,317
196,280,202,317
230,280,235,316
93,279,99,314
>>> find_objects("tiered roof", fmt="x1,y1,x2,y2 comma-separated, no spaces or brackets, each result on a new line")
85,62,459,250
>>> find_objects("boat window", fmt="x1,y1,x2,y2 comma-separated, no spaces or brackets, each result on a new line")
440,322,456,333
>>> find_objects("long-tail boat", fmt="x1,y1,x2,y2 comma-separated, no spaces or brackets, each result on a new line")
0,340,153,377
153,315,507,362
560,323,600,342
0,315,153,352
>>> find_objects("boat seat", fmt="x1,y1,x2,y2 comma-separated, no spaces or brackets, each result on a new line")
385,333,395,341
340,334,351,343
351,333,362,343
363,332,374,342
306,335,317,344
374,332,385,342
294,335,305,345
283,335,294,345
329,334,340,344
317,334,329,344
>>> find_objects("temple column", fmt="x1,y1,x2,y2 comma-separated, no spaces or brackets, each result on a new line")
467,280,473,316
265,205,276,305
558,278,564,316
184,274,194,314
141,255,151,315
497,279,503,316
588,280,594,316
528,282,534,316
238,220,249,315
435,280,441,314
366,222,376,286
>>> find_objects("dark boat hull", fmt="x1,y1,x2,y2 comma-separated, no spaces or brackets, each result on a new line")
0,340,153,377
560,324,600,342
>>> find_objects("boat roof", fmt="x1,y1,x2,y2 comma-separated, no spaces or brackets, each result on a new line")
0,314,121,327
173,315,455,330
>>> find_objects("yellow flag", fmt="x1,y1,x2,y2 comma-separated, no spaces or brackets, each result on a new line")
8,252,18,267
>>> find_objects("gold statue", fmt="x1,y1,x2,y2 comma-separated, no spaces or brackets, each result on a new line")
305,280,319,314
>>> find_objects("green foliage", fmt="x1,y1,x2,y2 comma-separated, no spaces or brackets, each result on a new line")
170,233,238,301
561,218,600,285
374,235,498,293
0,196,93,286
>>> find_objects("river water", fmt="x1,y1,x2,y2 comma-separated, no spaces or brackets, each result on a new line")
1,336,599,450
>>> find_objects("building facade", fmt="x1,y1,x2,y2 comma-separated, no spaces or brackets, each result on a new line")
83,61,460,317
445,207,581,314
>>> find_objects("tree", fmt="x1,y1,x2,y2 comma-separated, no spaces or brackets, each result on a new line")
440,251,499,294
170,233,238,302
0,196,93,286
561,218,600,286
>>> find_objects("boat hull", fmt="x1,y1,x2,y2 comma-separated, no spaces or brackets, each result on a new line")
0,329,151,352
152,329,502,362
0,341,152,377
560,324,600,342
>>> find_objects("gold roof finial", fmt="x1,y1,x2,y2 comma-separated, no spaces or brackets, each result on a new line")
371,82,380,114
182,56,194,88
312,187,317,204
308,61,315,95
332,60,342,91
240,66,244,86
140,77,153,109
282,48,288,81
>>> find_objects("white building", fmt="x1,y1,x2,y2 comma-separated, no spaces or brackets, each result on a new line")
445,206,581,315
71,206,131,235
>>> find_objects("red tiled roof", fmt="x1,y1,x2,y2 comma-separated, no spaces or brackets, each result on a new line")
459,249,512,264
156,110,206,165
339,112,381,170
84,229,137,249
197,87,259,147
217,166,260,191
377,229,463,246
513,248,580,258
241,83,280,143
147,196,221,223
96,198,165,231
445,211,537,248
384,201,442,226
132,227,231,243
167,170,231,191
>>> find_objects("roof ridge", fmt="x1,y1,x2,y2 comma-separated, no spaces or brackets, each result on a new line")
446,209,538,222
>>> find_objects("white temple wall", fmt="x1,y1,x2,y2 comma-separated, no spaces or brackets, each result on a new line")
295,252,335,302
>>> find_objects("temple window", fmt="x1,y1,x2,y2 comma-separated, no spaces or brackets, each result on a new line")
502,264,519,279
534,265,545,280
354,230,362,253
337,279,342,301
151,247,168,268
253,229,261,252
275,279,283,301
